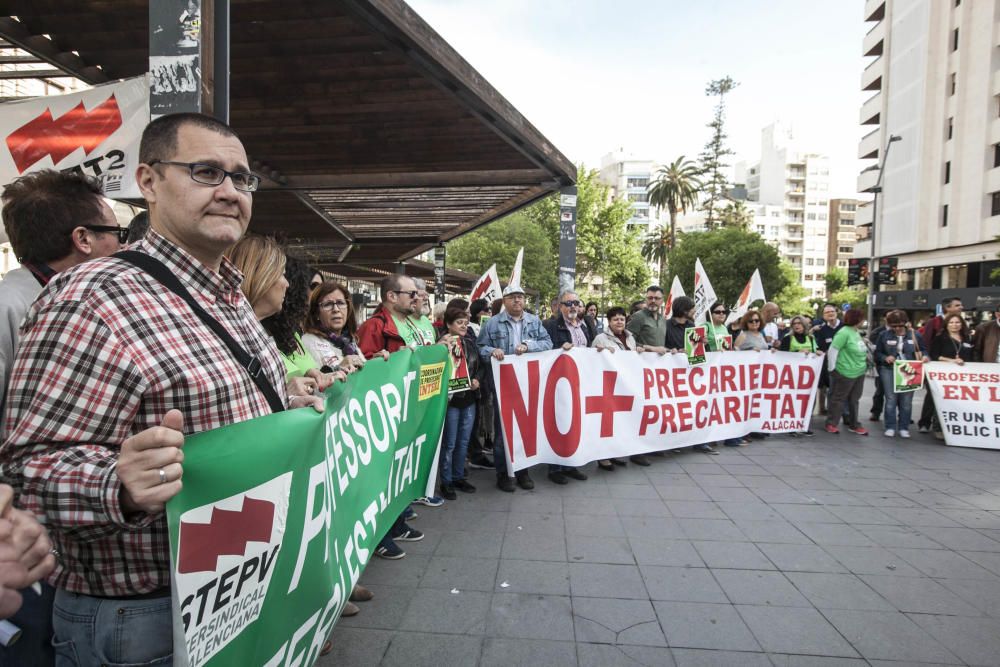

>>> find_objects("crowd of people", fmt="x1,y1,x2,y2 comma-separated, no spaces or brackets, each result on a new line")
0,111,999,665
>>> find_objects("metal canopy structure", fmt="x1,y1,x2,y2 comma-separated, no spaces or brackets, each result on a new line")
0,0,575,269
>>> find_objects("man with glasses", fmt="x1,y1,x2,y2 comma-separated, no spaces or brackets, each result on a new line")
409,278,437,345
973,304,1000,363
543,290,593,484
0,169,123,664
478,284,553,492
627,285,667,348
0,113,324,665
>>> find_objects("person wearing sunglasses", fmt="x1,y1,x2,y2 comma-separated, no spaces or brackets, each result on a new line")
357,274,421,359
543,290,594,484
873,310,922,438
0,169,125,664
705,301,732,351
734,310,769,351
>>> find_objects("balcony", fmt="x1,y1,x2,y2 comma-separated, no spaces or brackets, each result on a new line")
787,232,804,241
787,214,804,222
787,171,806,181
863,20,885,57
857,166,880,192
991,117,1000,145
858,126,881,159
987,166,1000,195
861,56,884,91
783,246,804,256
855,202,873,227
864,0,885,22
787,188,805,196
859,91,881,125
993,70,1000,96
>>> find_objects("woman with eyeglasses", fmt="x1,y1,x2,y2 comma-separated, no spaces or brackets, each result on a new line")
873,309,923,438
705,302,732,351
734,310,768,351
824,308,869,436
303,281,384,373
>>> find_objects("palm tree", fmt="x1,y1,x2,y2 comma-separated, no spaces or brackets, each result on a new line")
641,224,671,283
719,199,753,229
647,156,702,252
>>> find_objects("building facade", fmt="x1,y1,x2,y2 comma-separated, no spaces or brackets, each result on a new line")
828,198,858,272
739,122,832,298
597,150,669,235
857,0,1000,320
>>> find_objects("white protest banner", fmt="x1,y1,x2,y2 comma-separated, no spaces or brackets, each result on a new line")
470,263,502,304
0,75,149,199
492,348,822,472
508,247,524,287
925,362,1000,450
727,269,766,325
666,275,685,314
693,258,717,324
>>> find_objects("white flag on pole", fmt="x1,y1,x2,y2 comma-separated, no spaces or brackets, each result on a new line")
508,247,524,287
726,268,767,325
693,258,718,324
665,275,685,316
470,263,503,305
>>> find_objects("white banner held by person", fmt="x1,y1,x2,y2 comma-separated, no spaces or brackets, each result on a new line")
666,275,685,315
470,263,503,305
924,362,1000,450
727,269,766,325
693,258,718,325
492,348,823,473
0,75,149,199
508,247,524,287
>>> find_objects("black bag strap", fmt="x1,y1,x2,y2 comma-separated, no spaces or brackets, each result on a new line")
115,250,285,414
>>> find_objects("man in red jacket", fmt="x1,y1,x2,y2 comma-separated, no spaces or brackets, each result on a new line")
357,274,419,358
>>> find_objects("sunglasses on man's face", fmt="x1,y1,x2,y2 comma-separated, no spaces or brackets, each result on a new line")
562,300,582,307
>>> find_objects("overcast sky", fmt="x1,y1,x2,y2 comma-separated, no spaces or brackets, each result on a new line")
407,0,870,198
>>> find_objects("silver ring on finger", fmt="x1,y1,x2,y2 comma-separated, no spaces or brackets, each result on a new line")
158,468,167,485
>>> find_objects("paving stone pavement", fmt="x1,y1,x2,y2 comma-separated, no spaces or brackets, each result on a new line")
322,387,1000,666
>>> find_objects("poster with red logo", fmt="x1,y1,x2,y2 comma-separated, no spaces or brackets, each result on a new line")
0,75,149,199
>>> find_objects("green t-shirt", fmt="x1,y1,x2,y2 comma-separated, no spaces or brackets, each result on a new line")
412,315,437,345
705,321,730,351
392,314,425,347
282,333,318,378
831,326,867,378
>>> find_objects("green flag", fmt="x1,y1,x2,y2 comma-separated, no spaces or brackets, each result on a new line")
166,346,449,666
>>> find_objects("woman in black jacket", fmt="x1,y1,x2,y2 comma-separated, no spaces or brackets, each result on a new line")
439,306,487,499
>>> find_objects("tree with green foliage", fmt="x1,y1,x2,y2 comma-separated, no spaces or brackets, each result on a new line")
828,286,868,311
641,226,671,285
647,155,702,256
699,76,738,229
773,261,813,316
522,166,650,308
446,212,558,301
663,227,788,305
718,200,753,229
824,268,848,296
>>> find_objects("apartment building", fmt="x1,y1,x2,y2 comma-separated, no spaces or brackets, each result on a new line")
739,122,831,298
828,199,858,272
597,150,669,235
858,0,1000,319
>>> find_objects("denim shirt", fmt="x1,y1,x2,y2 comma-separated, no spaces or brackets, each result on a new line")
477,310,553,360
874,329,923,366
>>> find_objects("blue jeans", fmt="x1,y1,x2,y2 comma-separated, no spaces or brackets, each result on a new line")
51,588,172,666
879,366,914,431
442,403,476,484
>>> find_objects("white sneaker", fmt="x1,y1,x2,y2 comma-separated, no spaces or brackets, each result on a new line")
918,425,930,433
884,429,895,437
899,430,911,438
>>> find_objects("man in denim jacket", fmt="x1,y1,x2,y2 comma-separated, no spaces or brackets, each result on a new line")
477,284,552,492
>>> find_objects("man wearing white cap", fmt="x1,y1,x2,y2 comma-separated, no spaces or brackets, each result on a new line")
477,284,552,492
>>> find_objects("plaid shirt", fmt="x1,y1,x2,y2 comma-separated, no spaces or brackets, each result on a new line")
0,231,287,596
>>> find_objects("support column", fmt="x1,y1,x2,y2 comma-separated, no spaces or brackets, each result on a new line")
558,186,578,293
434,244,447,302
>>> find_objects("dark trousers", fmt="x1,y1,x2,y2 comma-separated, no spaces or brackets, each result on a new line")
0,581,55,665
919,387,938,429
826,371,865,429
870,372,884,418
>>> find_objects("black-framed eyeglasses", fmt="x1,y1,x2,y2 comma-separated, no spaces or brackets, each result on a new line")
562,300,582,307
319,300,348,312
391,290,418,298
149,160,260,192
84,225,129,244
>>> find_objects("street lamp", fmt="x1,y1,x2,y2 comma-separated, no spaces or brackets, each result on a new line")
866,134,902,332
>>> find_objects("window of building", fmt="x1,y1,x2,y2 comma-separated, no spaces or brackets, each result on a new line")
838,246,852,254
627,177,649,189
807,213,817,220
951,73,957,96
818,199,828,206
816,259,825,267
629,192,648,203
756,225,765,234
994,144,1000,168
770,226,779,235
837,260,848,268
818,213,828,220
942,204,949,227
953,28,959,51
992,192,1000,217
944,161,951,184
770,210,780,217
806,258,814,266
947,116,953,140
841,218,855,225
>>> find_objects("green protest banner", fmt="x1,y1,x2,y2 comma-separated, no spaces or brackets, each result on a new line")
166,346,449,667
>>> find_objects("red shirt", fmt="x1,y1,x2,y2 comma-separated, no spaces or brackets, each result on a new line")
0,231,286,596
